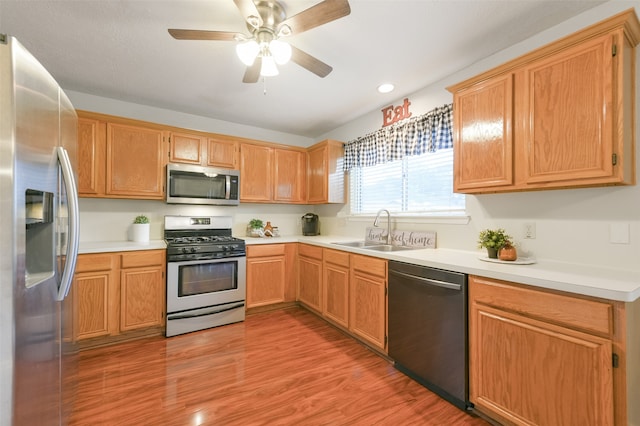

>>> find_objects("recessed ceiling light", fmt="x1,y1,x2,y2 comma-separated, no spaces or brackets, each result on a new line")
377,83,395,93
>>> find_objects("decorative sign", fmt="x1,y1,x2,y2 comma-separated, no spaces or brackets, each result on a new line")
365,227,388,244
381,98,412,127
390,230,436,249
365,227,437,249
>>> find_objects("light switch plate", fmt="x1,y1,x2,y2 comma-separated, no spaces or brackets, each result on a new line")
609,223,630,244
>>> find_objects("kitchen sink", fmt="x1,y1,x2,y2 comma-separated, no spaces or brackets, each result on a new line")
362,245,416,252
331,241,371,248
331,241,416,252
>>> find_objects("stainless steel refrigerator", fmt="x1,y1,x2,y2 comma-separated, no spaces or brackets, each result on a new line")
0,34,79,425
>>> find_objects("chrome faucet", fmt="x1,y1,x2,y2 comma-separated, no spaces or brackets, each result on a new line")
373,209,391,245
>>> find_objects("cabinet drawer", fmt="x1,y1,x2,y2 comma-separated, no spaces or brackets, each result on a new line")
323,248,349,267
351,254,386,279
470,275,613,337
120,250,165,269
298,243,323,260
247,244,285,257
75,253,115,273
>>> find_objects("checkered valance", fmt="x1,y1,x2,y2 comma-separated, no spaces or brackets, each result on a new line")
343,103,453,170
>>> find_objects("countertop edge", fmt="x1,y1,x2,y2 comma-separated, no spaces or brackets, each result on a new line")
82,236,640,302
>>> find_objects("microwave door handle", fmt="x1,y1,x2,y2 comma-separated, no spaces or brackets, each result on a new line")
225,175,231,200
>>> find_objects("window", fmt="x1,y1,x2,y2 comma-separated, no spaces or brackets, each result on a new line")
349,148,465,215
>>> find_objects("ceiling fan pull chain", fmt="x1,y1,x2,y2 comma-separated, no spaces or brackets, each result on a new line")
263,77,267,95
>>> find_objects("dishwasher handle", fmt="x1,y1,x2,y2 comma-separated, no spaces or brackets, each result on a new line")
389,269,462,291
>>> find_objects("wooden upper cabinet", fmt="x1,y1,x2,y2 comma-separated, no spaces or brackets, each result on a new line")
447,10,640,193
240,143,306,203
77,117,106,197
524,33,615,184
106,122,166,199
207,137,238,169
453,74,513,191
169,131,206,165
273,148,306,203
240,143,272,202
307,139,345,204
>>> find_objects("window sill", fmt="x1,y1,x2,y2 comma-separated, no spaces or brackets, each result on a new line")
339,212,470,225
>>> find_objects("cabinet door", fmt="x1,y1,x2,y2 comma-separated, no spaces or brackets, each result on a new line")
323,250,350,328
169,131,206,165
246,255,286,308
453,73,513,191
240,143,272,202
524,33,615,184
208,137,238,169
306,144,327,203
120,266,164,332
471,305,614,426
77,117,106,196
72,270,115,340
106,123,165,199
298,256,323,313
273,149,305,203
350,255,387,351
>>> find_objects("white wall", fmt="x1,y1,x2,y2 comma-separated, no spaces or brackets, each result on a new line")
318,1,640,271
67,90,314,148
74,1,640,272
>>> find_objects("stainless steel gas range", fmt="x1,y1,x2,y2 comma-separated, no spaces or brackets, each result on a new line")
164,215,246,337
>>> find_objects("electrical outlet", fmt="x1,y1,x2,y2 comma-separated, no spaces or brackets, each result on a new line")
524,222,536,239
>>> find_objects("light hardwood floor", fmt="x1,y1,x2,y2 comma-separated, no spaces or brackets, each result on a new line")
68,307,490,425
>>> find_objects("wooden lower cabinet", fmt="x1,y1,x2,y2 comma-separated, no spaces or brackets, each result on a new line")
71,250,165,346
246,243,297,310
322,249,350,328
297,244,323,312
349,254,387,352
72,253,118,340
119,251,165,332
469,275,621,426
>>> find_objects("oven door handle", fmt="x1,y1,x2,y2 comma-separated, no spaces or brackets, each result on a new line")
167,302,245,320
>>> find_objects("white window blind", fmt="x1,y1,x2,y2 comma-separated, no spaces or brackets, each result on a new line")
349,148,465,215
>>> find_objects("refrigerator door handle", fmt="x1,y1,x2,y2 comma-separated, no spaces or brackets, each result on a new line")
56,146,79,301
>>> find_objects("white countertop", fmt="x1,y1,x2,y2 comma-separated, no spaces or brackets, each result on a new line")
248,235,640,303
79,240,166,253
81,235,640,302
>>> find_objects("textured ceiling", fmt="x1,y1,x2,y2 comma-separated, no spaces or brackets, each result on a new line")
0,0,605,138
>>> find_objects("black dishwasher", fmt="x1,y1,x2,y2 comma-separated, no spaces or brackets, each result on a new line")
388,260,470,410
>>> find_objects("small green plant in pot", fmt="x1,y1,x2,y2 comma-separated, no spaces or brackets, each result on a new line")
478,228,511,259
133,215,150,224
131,214,150,243
247,218,264,237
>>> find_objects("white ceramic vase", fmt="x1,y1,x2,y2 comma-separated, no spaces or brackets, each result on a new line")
131,223,150,243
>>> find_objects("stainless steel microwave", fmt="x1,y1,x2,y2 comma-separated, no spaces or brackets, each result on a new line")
166,164,240,205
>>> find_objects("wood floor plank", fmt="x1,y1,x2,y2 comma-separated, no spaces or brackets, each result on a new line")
68,307,489,425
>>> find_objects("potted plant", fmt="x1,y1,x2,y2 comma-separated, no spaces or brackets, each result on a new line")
247,218,264,237
478,228,511,259
131,214,150,243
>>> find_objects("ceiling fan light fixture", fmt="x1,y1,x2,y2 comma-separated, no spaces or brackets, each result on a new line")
236,40,260,66
260,55,279,77
270,39,291,65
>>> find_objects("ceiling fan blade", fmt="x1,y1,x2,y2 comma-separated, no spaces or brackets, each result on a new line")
243,57,261,83
168,29,239,41
280,0,351,35
233,0,263,28
290,46,332,78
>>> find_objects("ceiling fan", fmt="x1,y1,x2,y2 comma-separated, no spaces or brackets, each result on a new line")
168,0,351,83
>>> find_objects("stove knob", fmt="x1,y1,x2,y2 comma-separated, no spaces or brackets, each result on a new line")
181,247,189,254
190,247,197,253
222,245,230,251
